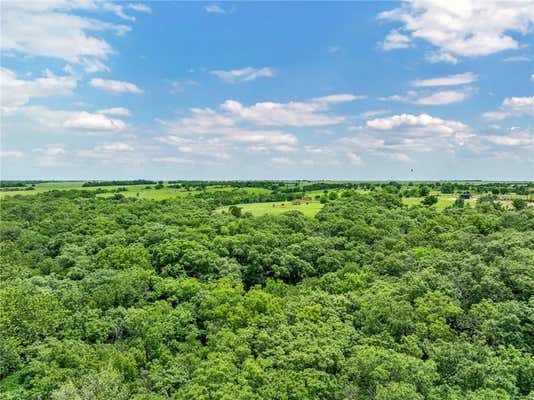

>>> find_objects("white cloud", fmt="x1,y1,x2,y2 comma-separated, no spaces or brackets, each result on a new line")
503,97,534,114
425,52,459,64
205,4,226,14
385,153,412,162
382,88,472,105
471,128,534,160
97,107,131,117
210,67,275,83
346,152,363,165
0,150,25,158
127,4,152,14
416,90,471,105
359,110,390,119
89,78,142,94
304,146,332,155
312,94,366,103
81,58,111,74
0,2,145,70
1,68,77,113
271,157,294,165
33,146,66,157
339,113,474,159
366,113,469,134
153,157,194,165
381,30,411,50
482,111,509,121
64,111,127,131
30,145,68,167
483,96,534,120
10,106,128,134
157,94,358,162
411,72,478,87
217,95,359,127
95,142,134,152
379,1,534,59
503,55,531,62
482,131,534,147
76,144,140,163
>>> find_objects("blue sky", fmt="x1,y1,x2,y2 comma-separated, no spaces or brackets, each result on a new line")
1,1,533,180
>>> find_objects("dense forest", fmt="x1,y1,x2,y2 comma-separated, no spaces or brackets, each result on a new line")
0,185,533,399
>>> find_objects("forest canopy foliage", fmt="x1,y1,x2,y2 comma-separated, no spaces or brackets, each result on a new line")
0,183,533,400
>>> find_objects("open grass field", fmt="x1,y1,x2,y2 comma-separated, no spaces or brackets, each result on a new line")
0,181,87,198
1,182,529,213
402,195,476,209
96,186,272,200
217,200,325,217
0,182,271,200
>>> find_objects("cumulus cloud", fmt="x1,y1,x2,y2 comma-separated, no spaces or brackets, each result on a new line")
210,67,275,83
482,131,534,147
220,95,360,126
64,111,127,131
157,94,360,161
367,113,469,134
89,78,142,94
162,94,359,134
483,96,534,120
0,2,148,70
379,1,534,60
470,128,534,160
1,68,77,113
411,72,478,87
503,97,534,114
13,106,128,134
338,113,474,162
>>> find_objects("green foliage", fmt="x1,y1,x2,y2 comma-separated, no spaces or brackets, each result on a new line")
1,185,533,399
512,198,527,211
422,195,439,206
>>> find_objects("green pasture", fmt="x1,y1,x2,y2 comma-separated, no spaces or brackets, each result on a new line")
401,195,475,209
217,200,325,217
96,186,271,200
0,182,272,200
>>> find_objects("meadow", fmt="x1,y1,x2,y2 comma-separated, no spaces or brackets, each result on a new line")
1,181,530,214
218,200,325,217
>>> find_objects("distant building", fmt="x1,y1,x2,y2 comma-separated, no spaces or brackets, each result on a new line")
460,192,472,199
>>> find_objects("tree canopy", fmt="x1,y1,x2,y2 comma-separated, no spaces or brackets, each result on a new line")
0,186,533,399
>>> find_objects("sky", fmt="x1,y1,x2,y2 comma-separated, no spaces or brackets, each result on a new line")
1,1,533,181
